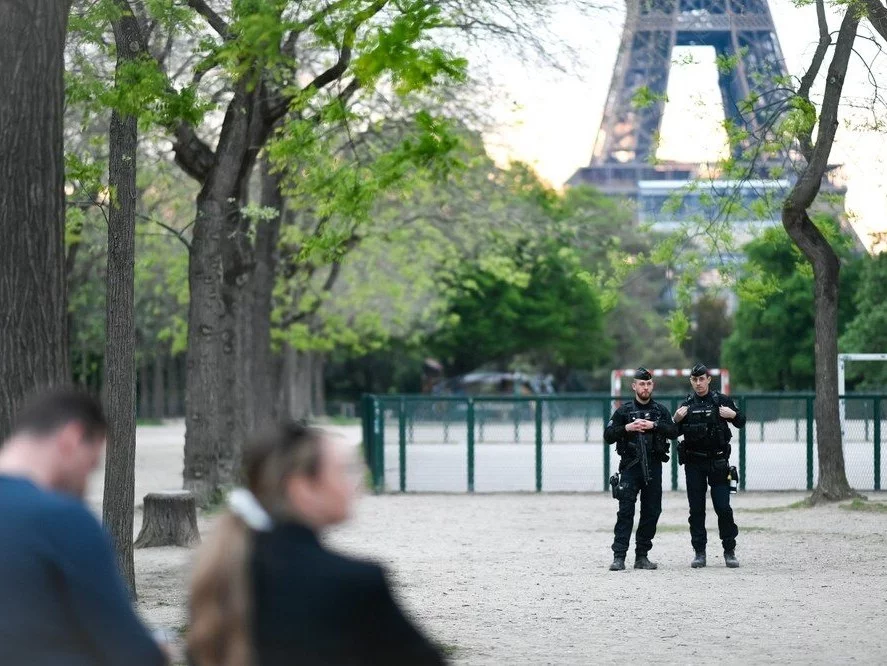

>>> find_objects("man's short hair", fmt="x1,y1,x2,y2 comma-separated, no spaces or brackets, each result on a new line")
11,387,107,442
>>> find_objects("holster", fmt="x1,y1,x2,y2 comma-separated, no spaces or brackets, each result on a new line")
711,457,730,484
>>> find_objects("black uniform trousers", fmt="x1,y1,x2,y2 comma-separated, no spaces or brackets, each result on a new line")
612,461,662,557
684,458,738,552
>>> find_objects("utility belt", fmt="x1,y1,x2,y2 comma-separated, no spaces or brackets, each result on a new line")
677,438,730,464
683,447,726,460
676,444,739,492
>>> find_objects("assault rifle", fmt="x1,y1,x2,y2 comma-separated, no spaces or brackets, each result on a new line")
628,409,654,486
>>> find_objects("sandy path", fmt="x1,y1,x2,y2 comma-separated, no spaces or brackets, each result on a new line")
104,424,887,664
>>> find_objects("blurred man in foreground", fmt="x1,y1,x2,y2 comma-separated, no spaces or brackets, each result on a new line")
0,388,167,665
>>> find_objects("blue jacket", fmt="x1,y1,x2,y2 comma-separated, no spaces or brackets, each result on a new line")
0,476,165,666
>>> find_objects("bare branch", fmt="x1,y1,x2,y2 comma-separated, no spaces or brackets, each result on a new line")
796,0,832,161
138,213,193,250
788,8,859,212
186,0,230,40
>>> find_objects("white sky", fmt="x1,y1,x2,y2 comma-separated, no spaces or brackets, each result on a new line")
477,0,887,252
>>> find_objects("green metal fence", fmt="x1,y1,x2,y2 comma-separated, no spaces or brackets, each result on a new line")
360,393,886,493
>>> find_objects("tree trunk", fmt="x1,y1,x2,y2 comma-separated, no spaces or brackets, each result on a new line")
0,1,71,437
281,347,314,420
183,197,234,504
134,491,200,548
251,157,284,430
235,276,255,435
101,4,144,597
810,250,851,500
781,8,859,502
152,356,165,420
183,85,266,504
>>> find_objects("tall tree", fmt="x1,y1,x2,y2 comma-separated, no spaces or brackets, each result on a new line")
101,0,148,597
780,0,859,501
0,1,72,436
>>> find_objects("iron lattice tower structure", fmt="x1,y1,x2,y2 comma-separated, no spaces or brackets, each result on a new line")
569,0,791,196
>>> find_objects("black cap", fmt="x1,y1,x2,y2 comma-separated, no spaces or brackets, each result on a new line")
690,363,709,377
633,367,652,381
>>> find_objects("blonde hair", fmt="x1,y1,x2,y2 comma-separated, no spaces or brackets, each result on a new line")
188,423,325,666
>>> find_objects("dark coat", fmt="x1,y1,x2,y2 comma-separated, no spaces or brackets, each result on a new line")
252,522,446,666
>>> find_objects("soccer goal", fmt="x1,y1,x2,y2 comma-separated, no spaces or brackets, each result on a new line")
610,367,731,405
838,353,887,436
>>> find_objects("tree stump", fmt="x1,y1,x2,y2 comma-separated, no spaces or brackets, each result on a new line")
134,491,200,548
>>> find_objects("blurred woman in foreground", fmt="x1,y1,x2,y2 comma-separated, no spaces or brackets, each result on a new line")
188,422,445,666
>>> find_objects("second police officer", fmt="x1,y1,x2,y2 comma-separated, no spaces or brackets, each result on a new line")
674,363,746,568
604,367,678,571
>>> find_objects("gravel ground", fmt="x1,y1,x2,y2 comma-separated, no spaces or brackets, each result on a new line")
97,424,887,665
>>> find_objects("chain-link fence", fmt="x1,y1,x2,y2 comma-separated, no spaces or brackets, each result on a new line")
360,393,886,493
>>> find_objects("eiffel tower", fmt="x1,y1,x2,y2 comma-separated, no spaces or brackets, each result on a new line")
568,0,812,213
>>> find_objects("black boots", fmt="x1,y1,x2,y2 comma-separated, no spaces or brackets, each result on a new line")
612,551,736,569
634,555,658,570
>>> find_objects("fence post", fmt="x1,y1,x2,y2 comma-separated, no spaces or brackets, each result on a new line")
376,399,386,493
408,401,415,444
467,399,475,493
739,396,747,492
806,396,814,491
584,405,591,443
360,394,373,470
398,398,406,493
602,399,610,491
535,398,543,492
874,397,881,491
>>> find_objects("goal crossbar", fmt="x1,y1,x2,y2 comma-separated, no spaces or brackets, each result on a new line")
611,367,731,400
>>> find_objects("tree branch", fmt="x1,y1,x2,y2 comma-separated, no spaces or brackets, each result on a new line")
186,0,230,40
139,214,193,251
796,0,832,162
277,233,362,328
863,0,887,43
172,123,215,183
266,0,387,122
787,8,859,212
283,0,354,54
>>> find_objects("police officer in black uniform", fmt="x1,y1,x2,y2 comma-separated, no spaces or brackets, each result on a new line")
604,367,678,571
674,363,746,568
